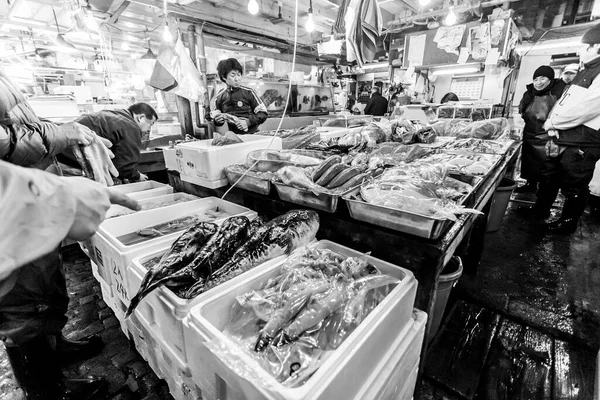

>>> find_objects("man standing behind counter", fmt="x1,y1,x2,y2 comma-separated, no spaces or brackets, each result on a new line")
58,103,158,183
364,86,388,116
210,58,268,135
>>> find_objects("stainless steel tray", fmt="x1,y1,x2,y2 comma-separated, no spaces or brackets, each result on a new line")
343,188,451,239
273,183,353,213
224,167,272,195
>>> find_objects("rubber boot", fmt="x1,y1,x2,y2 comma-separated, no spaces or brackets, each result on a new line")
4,336,107,400
514,183,559,220
514,180,538,194
546,193,588,234
54,334,104,366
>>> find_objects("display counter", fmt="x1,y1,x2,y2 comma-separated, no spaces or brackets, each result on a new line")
166,141,521,391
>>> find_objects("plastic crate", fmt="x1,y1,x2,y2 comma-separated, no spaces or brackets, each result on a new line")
184,240,418,400
91,198,257,307
106,192,200,219
128,247,287,366
352,310,426,400
176,135,282,181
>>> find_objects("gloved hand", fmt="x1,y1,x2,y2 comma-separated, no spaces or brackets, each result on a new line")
138,173,149,182
66,177,140,241
548,129,559,139
71,134,119,187
59,121,96,146
235,118,249,132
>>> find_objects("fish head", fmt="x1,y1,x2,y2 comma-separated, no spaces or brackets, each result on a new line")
222,215,251,233
275,210,320,251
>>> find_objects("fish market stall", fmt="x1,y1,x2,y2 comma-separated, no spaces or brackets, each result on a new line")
166,117,521,382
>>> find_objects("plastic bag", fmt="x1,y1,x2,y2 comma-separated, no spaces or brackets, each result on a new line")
155,38,206,103
206,246,400,388
468,118,510,140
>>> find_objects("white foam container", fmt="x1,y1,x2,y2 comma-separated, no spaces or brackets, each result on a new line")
184,240,418,400
129,311,202,400
176,135,282,182
163,147,183,173
108,180,170,195
180,173,229,189
106,193,200,219
128,247,287,366
91,198,257,307
352,310,426,400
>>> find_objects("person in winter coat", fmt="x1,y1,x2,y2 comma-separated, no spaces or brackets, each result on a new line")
209,58,268,135
537,23,600,233
0,69,133,400
55,103,158,184
515,66,567,194
364,86,388,116
561,63,579,85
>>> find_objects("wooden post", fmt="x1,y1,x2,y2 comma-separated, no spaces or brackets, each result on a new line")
176,96,194,137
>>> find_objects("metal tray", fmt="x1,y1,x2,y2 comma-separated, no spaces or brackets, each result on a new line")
342,173,480,240
224,166,272,195
273,183,353,213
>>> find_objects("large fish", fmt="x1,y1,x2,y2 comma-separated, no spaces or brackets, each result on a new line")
183,210,320,299
125,221,218,317
159,216,251,291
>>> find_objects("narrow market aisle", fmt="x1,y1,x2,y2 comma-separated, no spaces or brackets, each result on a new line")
0,247,172,400
419,201,600,399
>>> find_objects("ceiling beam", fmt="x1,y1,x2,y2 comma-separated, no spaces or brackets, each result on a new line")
129,0,327,46
107,0,131,24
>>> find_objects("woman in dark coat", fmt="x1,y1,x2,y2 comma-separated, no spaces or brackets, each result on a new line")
516,65,567,193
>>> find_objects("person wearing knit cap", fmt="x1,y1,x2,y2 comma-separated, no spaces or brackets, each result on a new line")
536,22,600,233
516,65,566,194
561,63,580,85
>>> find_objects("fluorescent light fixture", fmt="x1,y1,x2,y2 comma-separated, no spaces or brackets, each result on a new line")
516,38,583,54
431,64,481,75
377,0,395,4
324,0,340,8
361,62,389,70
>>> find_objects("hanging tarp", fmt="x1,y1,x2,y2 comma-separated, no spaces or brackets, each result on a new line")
345,0,383,66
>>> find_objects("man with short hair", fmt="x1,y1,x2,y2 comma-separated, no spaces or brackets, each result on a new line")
561,63,579,85
537,23,600,234
364,86,388,116
210,58,268,135
57,103,158,183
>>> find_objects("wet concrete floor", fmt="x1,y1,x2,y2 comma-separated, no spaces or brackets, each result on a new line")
0,194,599,399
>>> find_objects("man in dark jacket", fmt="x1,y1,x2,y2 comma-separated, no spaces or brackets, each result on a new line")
536,23,600,233
209,58,268,135
364,86,388,116
0,70,120,399
58,103,157,183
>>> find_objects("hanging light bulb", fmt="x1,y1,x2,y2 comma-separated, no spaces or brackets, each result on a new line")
419,0,431,6
163,24,173,42
445,6,457,25
248,0,260,15
306,12,315,32
305,0,315,32
121,40,130,51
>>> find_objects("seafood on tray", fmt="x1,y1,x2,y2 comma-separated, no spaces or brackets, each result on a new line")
441,138,511,154
209,246,399,387
357,165,481,221
126,210,320,316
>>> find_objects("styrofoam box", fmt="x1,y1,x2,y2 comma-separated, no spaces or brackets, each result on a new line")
127,186,174,201
163,147,182,173
184,240,418,400
128,247,287,366
130,310,202,400
176,135,282,182
91,197,257,307
180,173,229,189
352,310,426,400
106,193,200,219
108,180,170,195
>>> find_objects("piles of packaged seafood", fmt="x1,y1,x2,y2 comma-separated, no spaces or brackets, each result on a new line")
357,163,479,221
212,246,400,386
126,210,319,314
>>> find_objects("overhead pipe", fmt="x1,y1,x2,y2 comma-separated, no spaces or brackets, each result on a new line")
387,0,519,29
